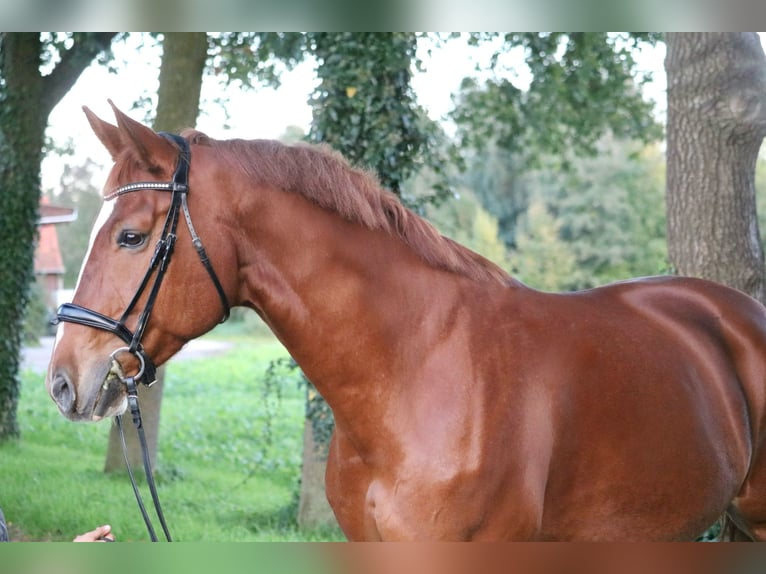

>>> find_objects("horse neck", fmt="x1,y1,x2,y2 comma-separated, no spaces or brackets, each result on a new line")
232,184,464,437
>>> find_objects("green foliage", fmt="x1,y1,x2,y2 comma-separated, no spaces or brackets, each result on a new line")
39,32,119,75
207,33,307,89
425,188,509,269
308,32,451,206
304,381,335,459
22,282,50,343
458,133,668,292
756,155,766,253
458,144,530,248
262,357,335,461
514,138,668,290
200,33,308,129
452,33,663,167
509,200,579,292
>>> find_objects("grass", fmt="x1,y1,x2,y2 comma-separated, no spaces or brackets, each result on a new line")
1,323,345,542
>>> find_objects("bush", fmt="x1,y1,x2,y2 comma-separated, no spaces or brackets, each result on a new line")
22,282,49,344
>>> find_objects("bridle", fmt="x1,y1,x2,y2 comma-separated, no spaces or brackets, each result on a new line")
56,133,230,384
54,132,230,541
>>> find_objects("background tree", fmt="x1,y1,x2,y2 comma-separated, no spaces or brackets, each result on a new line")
424,188,509,269
518,137,667,290
508,199,578,292
458,145,528,248
0,32,115,441
452,33,663,249
308,32,447,202
665,33,766,303
453,33,662,163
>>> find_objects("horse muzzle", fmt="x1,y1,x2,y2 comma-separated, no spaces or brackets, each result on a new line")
47,362,129,422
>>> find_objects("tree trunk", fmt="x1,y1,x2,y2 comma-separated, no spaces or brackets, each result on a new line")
155,33,209,133
104,32,208,472
297,423,336,529
0,32,115,441
665,33,766,302
296,379,338,529
0,34,45,440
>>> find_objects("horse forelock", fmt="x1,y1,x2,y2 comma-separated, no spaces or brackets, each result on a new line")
103,150,143,197
185,133,515,287
104,142,177,198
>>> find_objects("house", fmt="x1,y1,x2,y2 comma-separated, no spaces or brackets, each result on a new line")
34,198,77,312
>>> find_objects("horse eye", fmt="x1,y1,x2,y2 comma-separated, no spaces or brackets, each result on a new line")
117,230,147,248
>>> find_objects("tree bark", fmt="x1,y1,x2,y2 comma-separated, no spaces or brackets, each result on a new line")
665,33,766,302
297,423,335,529
104,32,208,472
0,32,115,441
0,34,45,440
155,33,208,133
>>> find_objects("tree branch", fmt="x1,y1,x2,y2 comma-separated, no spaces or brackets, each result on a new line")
40,32,117,119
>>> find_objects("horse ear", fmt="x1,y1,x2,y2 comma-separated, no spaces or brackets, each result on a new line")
83,106,124,160
108,100,177,172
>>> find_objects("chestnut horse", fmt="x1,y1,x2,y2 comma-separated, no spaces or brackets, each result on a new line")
47,103,766,541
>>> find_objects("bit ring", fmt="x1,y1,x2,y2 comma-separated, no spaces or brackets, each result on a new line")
109,346,146,382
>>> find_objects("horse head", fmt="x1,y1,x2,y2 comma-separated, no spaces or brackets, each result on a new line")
46,102,233,422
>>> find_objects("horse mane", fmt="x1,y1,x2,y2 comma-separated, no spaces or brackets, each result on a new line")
181,129,515,287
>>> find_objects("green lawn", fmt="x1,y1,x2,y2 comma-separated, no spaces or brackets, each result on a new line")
2,326,345,542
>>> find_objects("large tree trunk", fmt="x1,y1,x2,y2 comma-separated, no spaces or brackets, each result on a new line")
155,33,209,133
665,33,766,303
104,32,208,472
0,34,46,440
0,32,115,441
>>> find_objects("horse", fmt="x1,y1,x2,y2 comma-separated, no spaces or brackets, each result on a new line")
46,102,766,541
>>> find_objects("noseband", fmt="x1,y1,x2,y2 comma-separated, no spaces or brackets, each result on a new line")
53,132,230,541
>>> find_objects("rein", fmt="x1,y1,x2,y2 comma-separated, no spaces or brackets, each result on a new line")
54,133,230,542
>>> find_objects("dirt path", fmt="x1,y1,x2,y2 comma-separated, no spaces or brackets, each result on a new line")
21,336,233,374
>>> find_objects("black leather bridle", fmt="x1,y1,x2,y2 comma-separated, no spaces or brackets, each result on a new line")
56,133,230,384
53,132,230,541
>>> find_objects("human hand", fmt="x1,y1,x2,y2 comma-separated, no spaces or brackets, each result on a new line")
73,524,115,542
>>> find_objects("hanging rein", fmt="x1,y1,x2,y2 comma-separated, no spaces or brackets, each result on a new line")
54,133,230,542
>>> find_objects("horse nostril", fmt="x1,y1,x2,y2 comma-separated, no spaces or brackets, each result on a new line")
51,372,75,414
